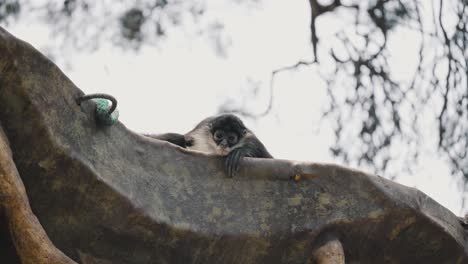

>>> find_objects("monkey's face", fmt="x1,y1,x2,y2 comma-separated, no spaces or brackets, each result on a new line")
212,129,239,155
207,114,246,155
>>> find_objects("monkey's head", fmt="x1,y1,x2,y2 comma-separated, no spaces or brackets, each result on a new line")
209,114,247,155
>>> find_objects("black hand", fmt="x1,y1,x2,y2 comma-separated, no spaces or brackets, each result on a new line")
225,148,246,177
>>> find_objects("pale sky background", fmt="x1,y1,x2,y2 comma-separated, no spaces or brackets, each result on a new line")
4,0,465,215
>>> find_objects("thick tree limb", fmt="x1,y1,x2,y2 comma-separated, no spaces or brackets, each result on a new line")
0,124,76,264
0,25,467,263
311,235,345,264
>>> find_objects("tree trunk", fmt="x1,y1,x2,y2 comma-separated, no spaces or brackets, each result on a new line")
0,124,76,263
0,26,466,264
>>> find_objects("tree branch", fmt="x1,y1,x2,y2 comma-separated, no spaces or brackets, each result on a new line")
0,124,76,264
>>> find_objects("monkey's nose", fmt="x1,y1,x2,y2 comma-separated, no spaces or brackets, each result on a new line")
219,140,228,148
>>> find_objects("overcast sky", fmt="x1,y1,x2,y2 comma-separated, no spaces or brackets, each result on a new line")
4,0,465,215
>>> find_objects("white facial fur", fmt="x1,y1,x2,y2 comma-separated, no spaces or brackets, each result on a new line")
186,126,230,155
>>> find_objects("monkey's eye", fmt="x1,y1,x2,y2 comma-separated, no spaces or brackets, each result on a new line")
214,130,224,140
227,133,238,144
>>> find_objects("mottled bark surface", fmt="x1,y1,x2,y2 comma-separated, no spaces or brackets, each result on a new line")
0,26,467,263
0,124,76,264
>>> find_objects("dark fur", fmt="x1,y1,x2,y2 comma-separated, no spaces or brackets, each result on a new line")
146,114,273,176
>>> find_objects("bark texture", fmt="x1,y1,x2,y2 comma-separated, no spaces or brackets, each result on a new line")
0,124,76,264
0,26,467,263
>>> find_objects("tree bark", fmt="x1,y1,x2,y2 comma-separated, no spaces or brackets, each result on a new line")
311,235,345,264
0,124,76,264
0,25,467,264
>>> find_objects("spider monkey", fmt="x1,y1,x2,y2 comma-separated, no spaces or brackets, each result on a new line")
146,114,273,177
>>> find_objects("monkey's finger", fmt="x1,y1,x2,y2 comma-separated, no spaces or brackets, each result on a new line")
233,151,244,176
229,152,238,177
225,149,240,177
229,155,237,177
225,153,234,177
230,150,244,177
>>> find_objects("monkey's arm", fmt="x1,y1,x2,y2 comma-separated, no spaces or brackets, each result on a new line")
144,133,189,148
225,132,273,177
